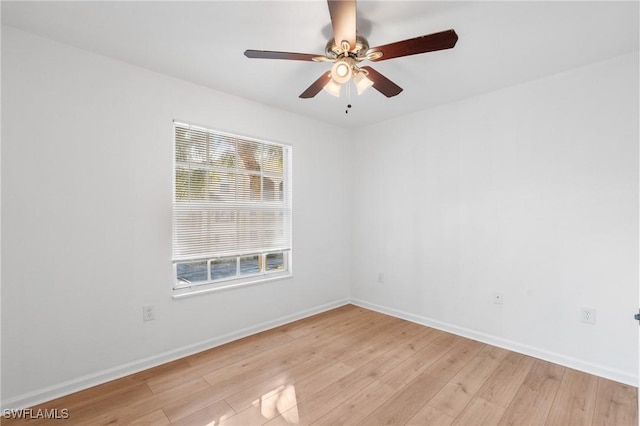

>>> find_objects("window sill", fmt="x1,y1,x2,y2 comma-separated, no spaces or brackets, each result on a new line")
172,273,292,300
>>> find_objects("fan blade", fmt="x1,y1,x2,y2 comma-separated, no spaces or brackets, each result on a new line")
360,66,403,97
299,72,332,98
244,50,320,61
328,0,356,51
368,29,458,62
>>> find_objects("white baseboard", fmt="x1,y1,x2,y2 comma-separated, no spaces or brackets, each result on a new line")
4,296,636,410
1,298,350,411
350,298,638,387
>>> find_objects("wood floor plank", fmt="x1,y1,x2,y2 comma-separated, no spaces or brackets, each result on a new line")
187,326,295,368
339,325,446,382
218,404,276,426
167,332,305,393
313,313,401,360
498,359,565,425
378,332,460,390
267,357,354,410
224,355,337,412
130,358,193,384
2,377,143,426
164,345,316,422
261,406,304,426
337,320,431,369
83,376,211,425
427,344,508,418
406,404,456,426
545,368,598,426
224,359,354,425
128,408,171,425
311,380,397,425
31,382,155,425
20,375,142,415
6,305,637,426
359,338,485,425
374,326,447,364
289,311,382,341
201,340,315,387
452,396,506,426
592,378,639,426
169,399,236,426
475,350,535,408
357,372,448,425
264,351,406,425
279,304,367,339
162,386,235,423
144,359,206,395
283,309,390,355
417,338,486,384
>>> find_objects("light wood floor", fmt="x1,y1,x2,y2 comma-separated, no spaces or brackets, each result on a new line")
5,305,638,425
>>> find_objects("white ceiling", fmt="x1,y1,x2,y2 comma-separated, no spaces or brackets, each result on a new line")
2,1,638,129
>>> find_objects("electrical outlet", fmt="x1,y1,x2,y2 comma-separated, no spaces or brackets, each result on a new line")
494,292,503,304
581,308,596,324
143,305,155,322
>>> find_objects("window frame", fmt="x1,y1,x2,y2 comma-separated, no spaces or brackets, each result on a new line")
172,121,292,298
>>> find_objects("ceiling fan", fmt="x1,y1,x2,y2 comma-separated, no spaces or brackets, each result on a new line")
244,0,458,99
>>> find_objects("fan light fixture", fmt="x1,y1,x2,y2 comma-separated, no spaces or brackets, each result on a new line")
353,70,374,95
332,60,352,83
323,78,342,97
323,57,373,98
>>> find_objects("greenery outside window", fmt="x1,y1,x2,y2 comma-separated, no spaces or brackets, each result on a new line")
173,122,292,295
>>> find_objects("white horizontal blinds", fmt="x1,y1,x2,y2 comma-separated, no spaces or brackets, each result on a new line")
173,122,291,262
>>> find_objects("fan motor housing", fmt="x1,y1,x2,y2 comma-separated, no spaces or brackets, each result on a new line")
325,33,370,59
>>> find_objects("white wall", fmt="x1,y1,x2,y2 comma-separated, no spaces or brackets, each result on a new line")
351,52,639,385
1,27,352,407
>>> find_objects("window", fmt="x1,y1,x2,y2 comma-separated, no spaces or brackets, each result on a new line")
173,122,292,295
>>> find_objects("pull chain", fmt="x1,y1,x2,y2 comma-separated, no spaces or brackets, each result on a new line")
345,81,352,114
